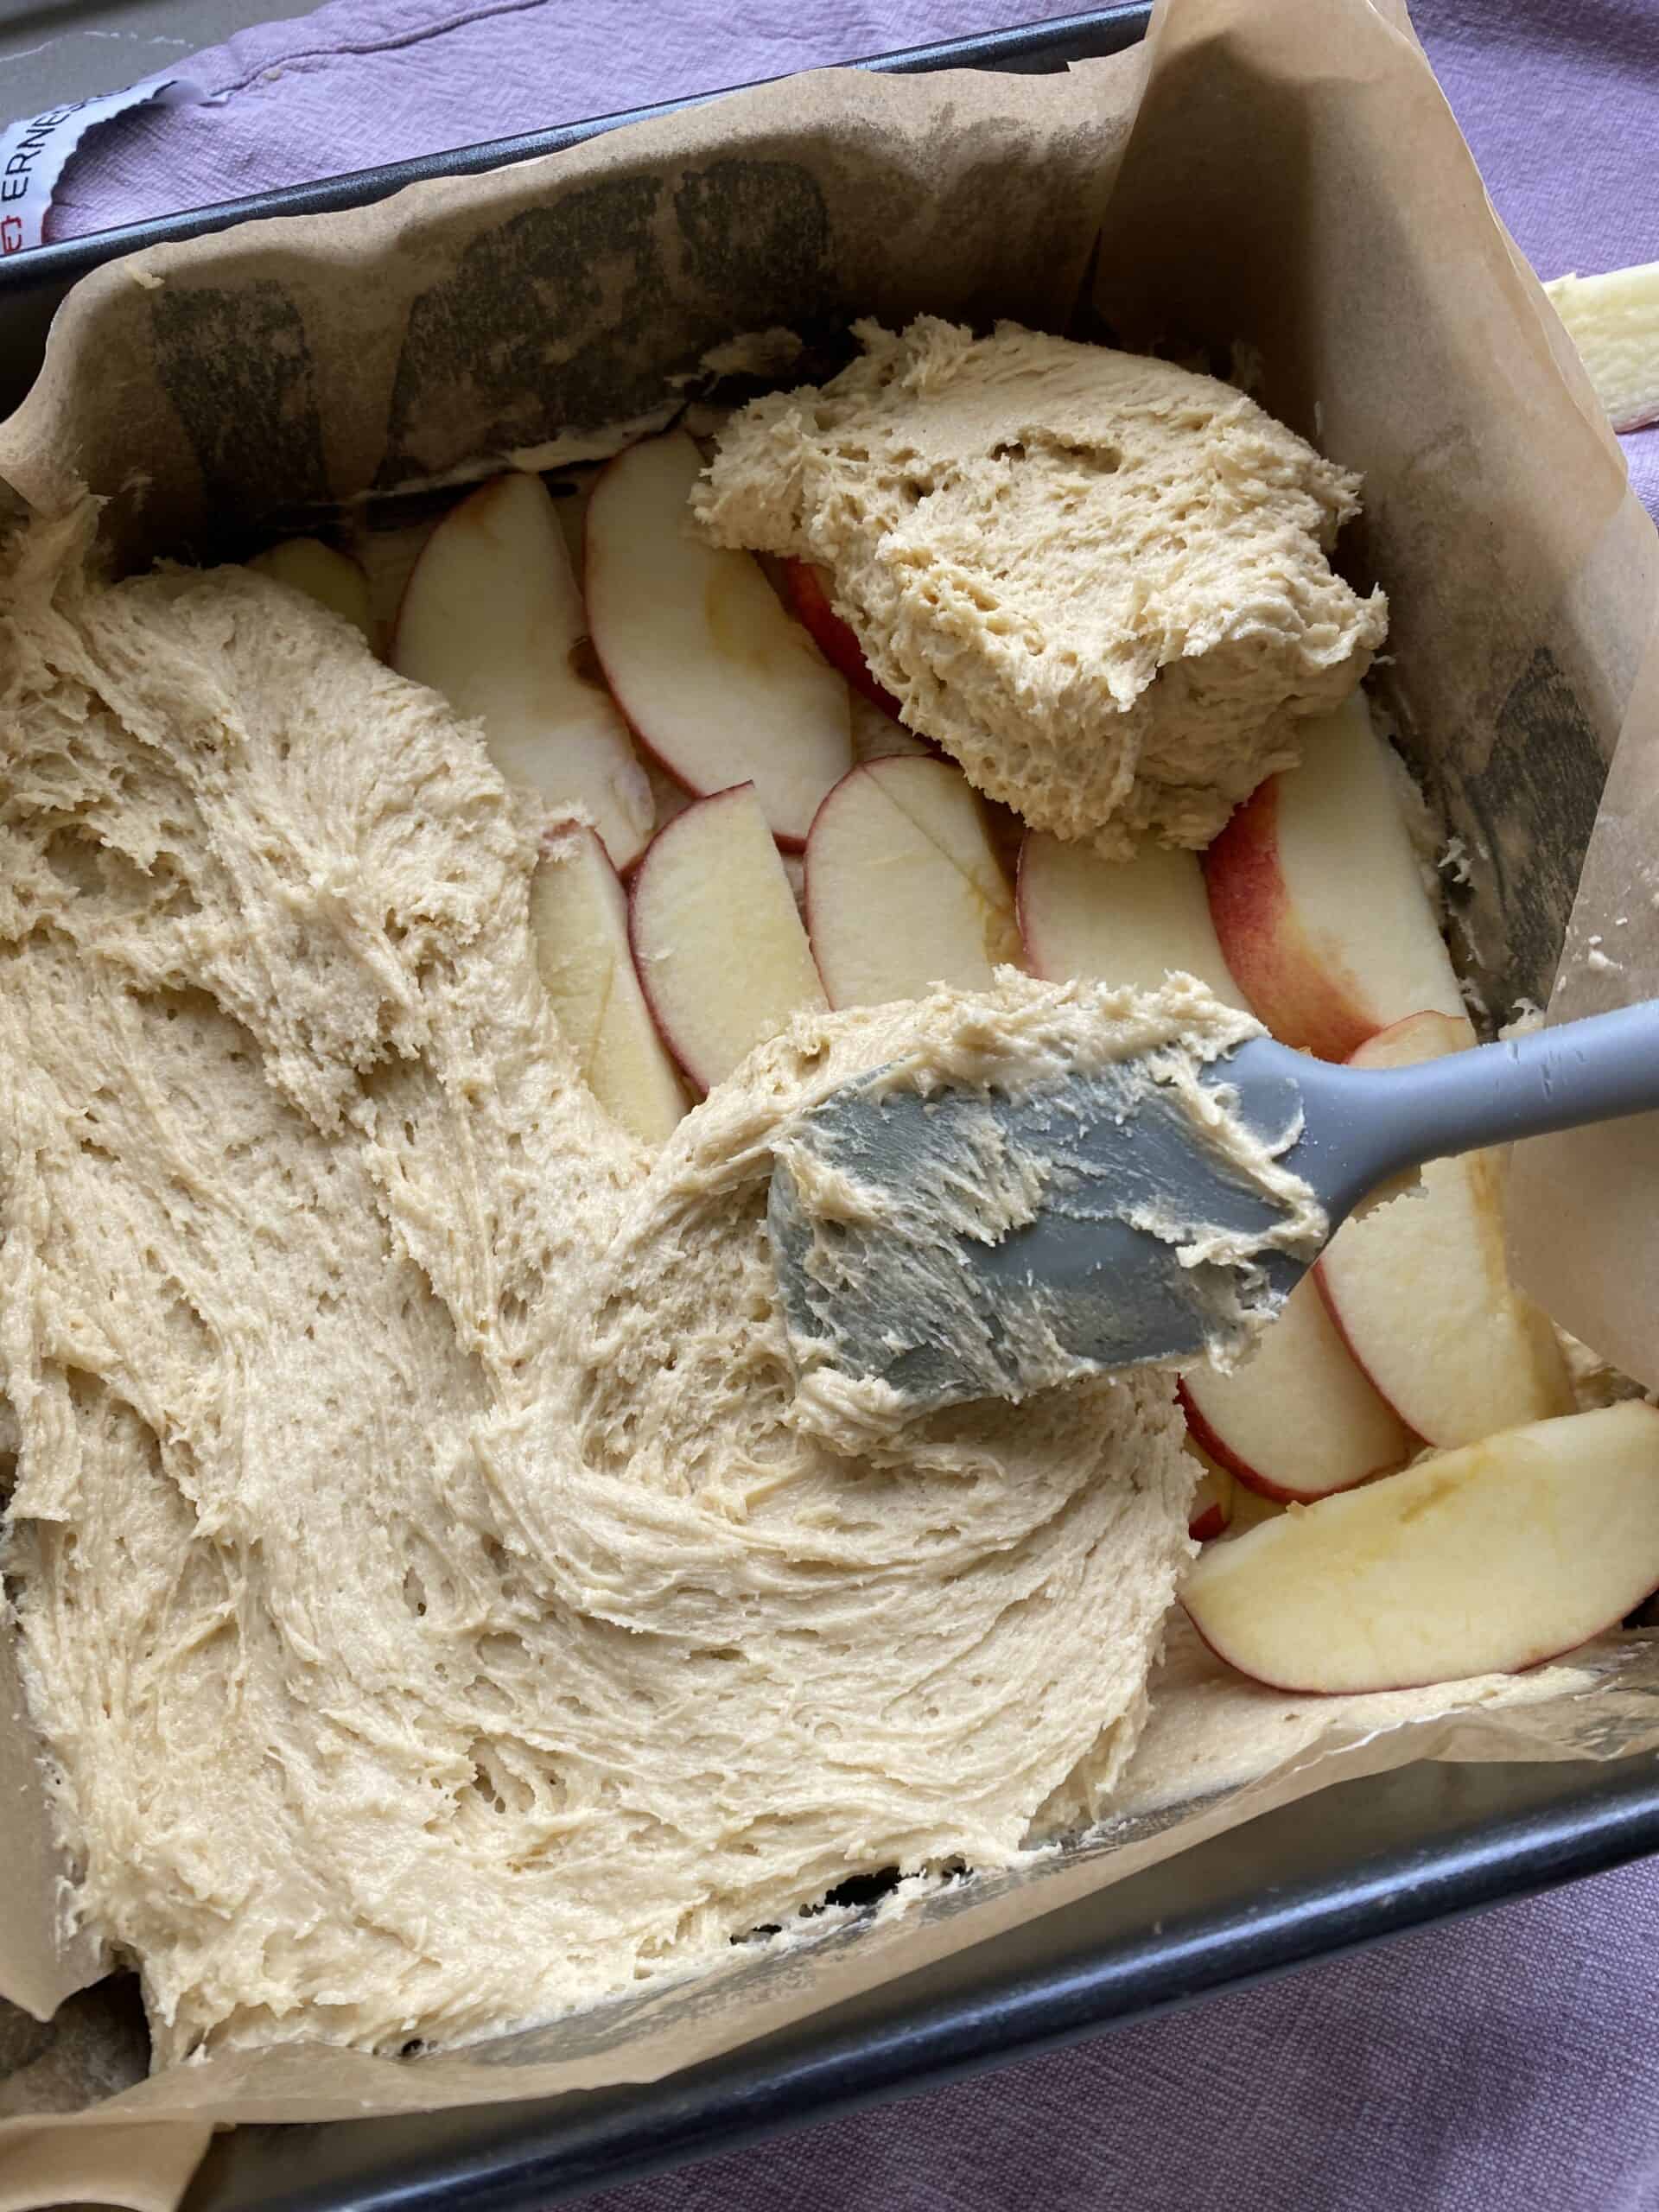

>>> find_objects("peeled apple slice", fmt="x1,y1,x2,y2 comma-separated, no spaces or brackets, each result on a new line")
805,757,1020,1007
1183,1402,1659,1694
1546,262,1659,434
1019,831,1245,1006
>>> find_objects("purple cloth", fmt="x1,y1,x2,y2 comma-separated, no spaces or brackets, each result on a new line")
582,1865,1659,2212
32,4,1659,2207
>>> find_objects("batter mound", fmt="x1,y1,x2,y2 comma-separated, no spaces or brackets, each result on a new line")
694,318,1387,856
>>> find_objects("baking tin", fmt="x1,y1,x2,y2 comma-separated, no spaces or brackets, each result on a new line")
185,1756,1659,2209
4,11,1657,2208
0,6,1151,416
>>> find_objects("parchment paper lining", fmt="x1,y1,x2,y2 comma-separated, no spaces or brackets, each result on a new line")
1,0,1656,2199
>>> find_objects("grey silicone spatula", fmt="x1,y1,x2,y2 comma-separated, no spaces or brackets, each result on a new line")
766,1002,1659,1415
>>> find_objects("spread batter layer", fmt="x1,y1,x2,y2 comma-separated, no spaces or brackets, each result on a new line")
0,512,1230,2063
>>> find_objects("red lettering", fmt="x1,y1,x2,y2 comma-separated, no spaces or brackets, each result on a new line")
1,215,23,253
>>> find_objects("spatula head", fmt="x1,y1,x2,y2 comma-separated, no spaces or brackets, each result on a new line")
767,1040,1325,1418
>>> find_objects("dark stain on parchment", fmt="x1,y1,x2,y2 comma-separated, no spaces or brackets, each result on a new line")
672,158,833,331
1458,646,1608,1003
149,281,329,539
379,175,664,485
378,161,832,487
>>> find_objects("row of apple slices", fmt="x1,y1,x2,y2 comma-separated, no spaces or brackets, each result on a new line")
511,639,1633,1696
540,729,1576,1533
533,753,1019,1147
390,433,890,874
529,699,1654,1701
248,446,1656,1700
258,479,1573,1502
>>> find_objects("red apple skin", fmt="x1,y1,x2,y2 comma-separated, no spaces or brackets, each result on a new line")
1176,1377,1416,1507
1187,1491,1231,1542
1183,1441,1236,1541
1179,1380,1262,1497
1202,779,1382,1063
783,560,904,721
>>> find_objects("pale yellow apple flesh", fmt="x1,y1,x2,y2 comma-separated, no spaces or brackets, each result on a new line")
585,431,853,848
804,757,1020,1007
249,537,376,646
391,472,654,871
1317,1012,1572,1446
1202,693,1465,1058
1179,1276,1414,1503
528,824,688,1147
629,784,826,1092
1546,262,1659,433
1183,1402,1659,1694
1018,831,1245,1006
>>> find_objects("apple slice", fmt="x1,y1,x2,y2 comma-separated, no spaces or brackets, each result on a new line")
1179,1276,1414,1504
587,432,853,848
1185,1443,1236,1541
1183,1401,1659,1694
1019,832,1246,1007
529,824,688,1146
630,784,826,1092
782,559,903,719
391,472,653,872
249,537,375,645
1316,1012,1573,1447
1202,693,1465,1058
804,757,1021,1008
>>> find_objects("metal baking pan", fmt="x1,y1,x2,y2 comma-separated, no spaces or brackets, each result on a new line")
3,10,1656,2208
186,1756,1659,2211
0,5,1150,416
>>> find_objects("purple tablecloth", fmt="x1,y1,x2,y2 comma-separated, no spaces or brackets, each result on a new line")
31,4,1659,2207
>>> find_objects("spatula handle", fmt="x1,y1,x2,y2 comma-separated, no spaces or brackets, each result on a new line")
1296,1000,1659,1215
